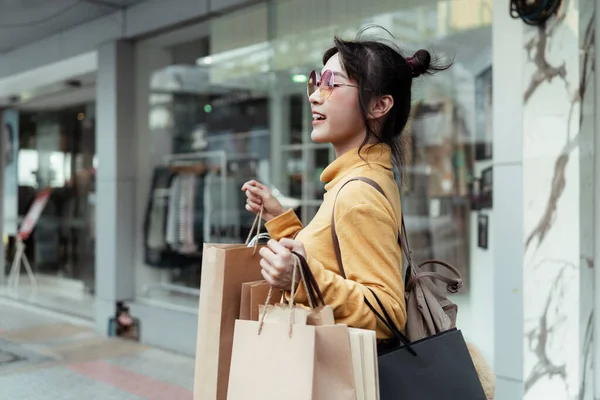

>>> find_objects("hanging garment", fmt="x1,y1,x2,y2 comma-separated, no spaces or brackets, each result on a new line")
145,167,175,253
178,173,198,254
165,174,181,250
205,174,242,243
192,172,206,245
143,167,200,269
203,170,214,243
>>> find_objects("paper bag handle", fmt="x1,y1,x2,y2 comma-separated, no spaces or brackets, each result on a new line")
292,251,325,309
257,256,300,338
244,206,264,254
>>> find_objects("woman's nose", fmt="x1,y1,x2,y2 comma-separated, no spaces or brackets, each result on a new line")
309,88,323,105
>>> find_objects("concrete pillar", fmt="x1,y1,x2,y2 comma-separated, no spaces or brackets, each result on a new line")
132,43,174,299
491,2,525,397
94,40,136,333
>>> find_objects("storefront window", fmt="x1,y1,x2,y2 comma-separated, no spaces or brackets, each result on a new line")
139,0,492,305
2,104,96,314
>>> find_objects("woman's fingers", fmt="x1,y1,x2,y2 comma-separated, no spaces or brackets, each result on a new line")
245,185,268,197
260,258,280,279
279,238,303,253
245,190,263,204
243,182,271,201
261,268,278,287
278,238,307,259
266,239,289,257
245,200,262,213
258,246,277,264
242,180,266,192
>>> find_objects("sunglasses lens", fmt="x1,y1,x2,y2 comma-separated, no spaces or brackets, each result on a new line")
307,71,317,97
320,70,334,99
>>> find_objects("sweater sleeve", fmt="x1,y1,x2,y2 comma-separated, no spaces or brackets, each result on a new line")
300,203,406,339
265,208,303,240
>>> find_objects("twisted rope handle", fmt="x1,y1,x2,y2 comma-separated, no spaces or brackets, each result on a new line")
244,206,264,254
257,255,300,338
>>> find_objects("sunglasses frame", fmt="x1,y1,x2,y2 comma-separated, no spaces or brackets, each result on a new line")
307,69,358,100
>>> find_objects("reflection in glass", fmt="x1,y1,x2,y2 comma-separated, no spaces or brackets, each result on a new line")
139,0,493,304
4,105,96,307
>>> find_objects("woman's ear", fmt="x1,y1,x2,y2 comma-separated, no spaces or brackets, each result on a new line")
368,95,394,120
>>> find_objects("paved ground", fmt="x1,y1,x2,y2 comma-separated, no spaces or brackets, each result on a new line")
0,299,194,399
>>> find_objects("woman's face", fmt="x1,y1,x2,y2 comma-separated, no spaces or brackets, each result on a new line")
309,53,365,154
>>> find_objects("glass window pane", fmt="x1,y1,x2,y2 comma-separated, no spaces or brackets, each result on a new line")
138,0,493,304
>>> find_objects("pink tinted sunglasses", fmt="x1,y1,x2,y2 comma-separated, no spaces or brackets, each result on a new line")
307,69,359,100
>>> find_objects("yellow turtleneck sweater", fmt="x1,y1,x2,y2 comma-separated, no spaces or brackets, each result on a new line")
265,143,406,339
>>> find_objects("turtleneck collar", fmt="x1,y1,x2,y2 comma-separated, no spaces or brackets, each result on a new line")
320,143,393,191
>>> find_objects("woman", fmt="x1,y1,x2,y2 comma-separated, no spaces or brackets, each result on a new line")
242,31,449,339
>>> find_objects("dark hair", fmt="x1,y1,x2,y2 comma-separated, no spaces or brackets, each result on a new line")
322,26,452,176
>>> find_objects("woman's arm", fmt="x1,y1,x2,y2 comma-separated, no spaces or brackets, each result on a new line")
265,209,304,240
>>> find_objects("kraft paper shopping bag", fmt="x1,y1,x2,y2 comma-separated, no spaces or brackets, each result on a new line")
229,260,316,400
307,304,335,326
313,323,356,400
193,243,264,400
348,327,379,400
239,280,264,321
227,318,318,400
249,281,276,321
228,254,355,400
259,302,311,325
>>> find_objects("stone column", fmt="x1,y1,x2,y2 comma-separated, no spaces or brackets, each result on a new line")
493,0,596,398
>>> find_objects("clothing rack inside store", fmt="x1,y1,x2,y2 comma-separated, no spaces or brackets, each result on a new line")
142,150,260,299
168,149,228,234
142,150,227,299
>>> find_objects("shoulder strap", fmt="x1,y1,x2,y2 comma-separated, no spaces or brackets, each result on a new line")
330,177,420,349
330,177,414,279
333,178,462,292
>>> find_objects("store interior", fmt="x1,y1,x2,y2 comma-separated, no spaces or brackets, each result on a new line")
136,0,494,318
0,1,494,328
1,73,97,318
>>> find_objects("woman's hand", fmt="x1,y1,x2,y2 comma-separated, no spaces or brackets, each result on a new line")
241,180,285,222
259,238,307,290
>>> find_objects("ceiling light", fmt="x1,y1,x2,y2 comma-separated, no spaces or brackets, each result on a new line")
292,74,307,83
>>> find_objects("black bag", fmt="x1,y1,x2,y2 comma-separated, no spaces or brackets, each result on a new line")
365,289,487,399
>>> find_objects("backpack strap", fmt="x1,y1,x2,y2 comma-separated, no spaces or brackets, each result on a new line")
330,177,417,350
331,176,462,294
407,259,463,293
330,177,414,280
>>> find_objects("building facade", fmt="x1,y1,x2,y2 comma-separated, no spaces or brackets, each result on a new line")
0,0,597,398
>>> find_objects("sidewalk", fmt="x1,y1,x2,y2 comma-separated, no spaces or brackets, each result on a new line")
0,299,194,399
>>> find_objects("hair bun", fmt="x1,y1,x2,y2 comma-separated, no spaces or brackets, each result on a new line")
409,49,431,78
